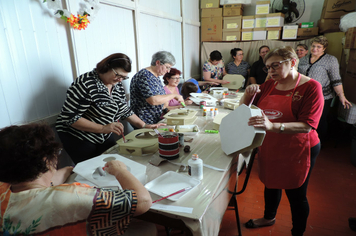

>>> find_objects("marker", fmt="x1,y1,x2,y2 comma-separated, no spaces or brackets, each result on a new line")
205,130,219,133
152,187,192,203
180,102,186,107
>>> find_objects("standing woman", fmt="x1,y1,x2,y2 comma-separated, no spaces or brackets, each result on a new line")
296,44,309,59
202,50,229,88
225,48,251,87
163,68,193,110
130,51,184,125
249,45,270,84
56,53,164,164
298,36,352,142
240,46,324,236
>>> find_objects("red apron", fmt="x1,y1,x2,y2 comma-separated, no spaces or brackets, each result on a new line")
257,73,310,189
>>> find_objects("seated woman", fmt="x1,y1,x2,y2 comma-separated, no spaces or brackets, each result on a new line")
0,123,152,235
179,79,215,100
225,48,251,87
130,51,184,124
202,50,229,90
296,44,309,59
250,45,270,85
56,53,165,164
163,68,193,110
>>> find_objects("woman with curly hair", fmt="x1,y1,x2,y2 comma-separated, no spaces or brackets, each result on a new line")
0,123,151,235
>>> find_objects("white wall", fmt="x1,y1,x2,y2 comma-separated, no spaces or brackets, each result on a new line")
0,0,200,129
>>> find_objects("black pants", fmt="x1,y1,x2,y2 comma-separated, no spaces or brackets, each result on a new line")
317,98,333,143
58,132,117,164
263,143,321,236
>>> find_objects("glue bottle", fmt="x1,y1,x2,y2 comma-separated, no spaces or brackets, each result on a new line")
188,154,203,180
214,108,219,116
203,108,207,117
210,108,214,119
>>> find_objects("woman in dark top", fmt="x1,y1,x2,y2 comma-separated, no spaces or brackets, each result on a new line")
249,45,270,85
225,48,251,87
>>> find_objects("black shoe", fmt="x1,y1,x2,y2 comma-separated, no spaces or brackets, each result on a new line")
245,218,275,228
349,217,356,231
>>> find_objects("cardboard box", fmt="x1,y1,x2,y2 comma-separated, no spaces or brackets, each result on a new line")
222,30,241,41
201,0,220,9
253,28,267,40
201,8,223,17
318,18,341,33
241,29,253,41
256,1,270,15
266,13,285,27
223,4,243,16
297,27,319,37
242,16,255,29
345,27,356,49
343,70,356,104
220,0,252,4
255,14,267,28
223,16,242,30
321,0,356,19
300,22,314,28
325,32,345,63
201,17,223,41
347,49,356,74
282,25,298,39
267,27,282,40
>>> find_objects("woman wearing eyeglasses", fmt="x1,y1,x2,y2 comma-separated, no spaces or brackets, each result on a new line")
130,51,184,125
240,46,324,236
298,36,352,143
56,53,164,164
224,48,251,87
162,68,193,111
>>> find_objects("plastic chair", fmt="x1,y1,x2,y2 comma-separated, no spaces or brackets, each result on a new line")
228,148,258,236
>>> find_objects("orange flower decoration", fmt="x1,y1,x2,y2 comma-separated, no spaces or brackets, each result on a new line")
67,14,90,30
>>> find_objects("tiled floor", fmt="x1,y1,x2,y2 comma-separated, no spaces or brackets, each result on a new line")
156,124,356,236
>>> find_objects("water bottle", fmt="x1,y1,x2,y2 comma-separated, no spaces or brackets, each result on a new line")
188,154,203,180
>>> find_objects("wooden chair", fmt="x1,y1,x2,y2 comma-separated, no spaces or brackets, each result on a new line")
228,148,258,236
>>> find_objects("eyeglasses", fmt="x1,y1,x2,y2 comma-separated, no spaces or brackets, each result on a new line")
263,59,290,73
169,77,181,81
112,68,129,80
160,63,171,71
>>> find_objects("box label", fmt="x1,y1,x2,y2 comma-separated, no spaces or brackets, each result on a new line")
267,18,280,26
227,23,238,29
268,30,279,39
256,5,269,14
243,20,254,28
242,32,253,40
256,19,266,27
226,35,237,40
283,29,297,39
206,3,213,8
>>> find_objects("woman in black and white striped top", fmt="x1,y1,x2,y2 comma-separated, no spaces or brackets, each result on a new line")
56,53,164,164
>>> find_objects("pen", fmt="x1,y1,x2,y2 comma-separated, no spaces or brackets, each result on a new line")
117,120,126,143
180,102,186,107
152,187,192,203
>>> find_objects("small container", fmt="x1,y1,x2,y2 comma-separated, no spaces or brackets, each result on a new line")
210,108,214,118
178,133,184,146
203,108,207,116
188,154,203,180
214,108,219,116
200,101,206,109
222,93,226,99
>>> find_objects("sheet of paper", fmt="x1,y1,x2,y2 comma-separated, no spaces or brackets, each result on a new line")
151,204,193,214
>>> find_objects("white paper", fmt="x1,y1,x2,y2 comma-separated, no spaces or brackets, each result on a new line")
151,204,193,214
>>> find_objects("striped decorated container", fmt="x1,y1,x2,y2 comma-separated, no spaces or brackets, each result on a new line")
158,132,179,160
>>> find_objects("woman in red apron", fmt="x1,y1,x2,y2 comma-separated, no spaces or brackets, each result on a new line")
239,46,324,236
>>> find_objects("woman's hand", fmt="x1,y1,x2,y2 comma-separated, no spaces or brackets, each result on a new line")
174,94,184,103
248,113,273,131
146,123,167,129
339,94,352,109
220,80,230,85
102,122,124,136
104,160,128,177
184,99,193,105
245,84,261,96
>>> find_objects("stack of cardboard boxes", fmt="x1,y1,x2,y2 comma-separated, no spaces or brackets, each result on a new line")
318,0,356,34
201,0,223,41
222,4,244,41
343,27,356,104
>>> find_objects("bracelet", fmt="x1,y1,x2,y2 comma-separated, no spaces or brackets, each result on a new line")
142,123,146,128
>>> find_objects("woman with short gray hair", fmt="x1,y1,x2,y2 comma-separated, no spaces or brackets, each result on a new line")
130,51,183,125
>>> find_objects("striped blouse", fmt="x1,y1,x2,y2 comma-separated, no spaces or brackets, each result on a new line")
225,60,251,79
56,69,133,144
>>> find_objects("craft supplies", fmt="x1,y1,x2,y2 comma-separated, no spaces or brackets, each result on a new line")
184,145,191,153
203,108,207,116
158,132,179,160
117,129,158,156
214,108,219,116
152,187,192,203
188,154,203,180
178,133,184,146
205,130,219,133
210,108,214,118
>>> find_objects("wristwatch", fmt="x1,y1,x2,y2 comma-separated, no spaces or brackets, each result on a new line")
279,123,285,133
